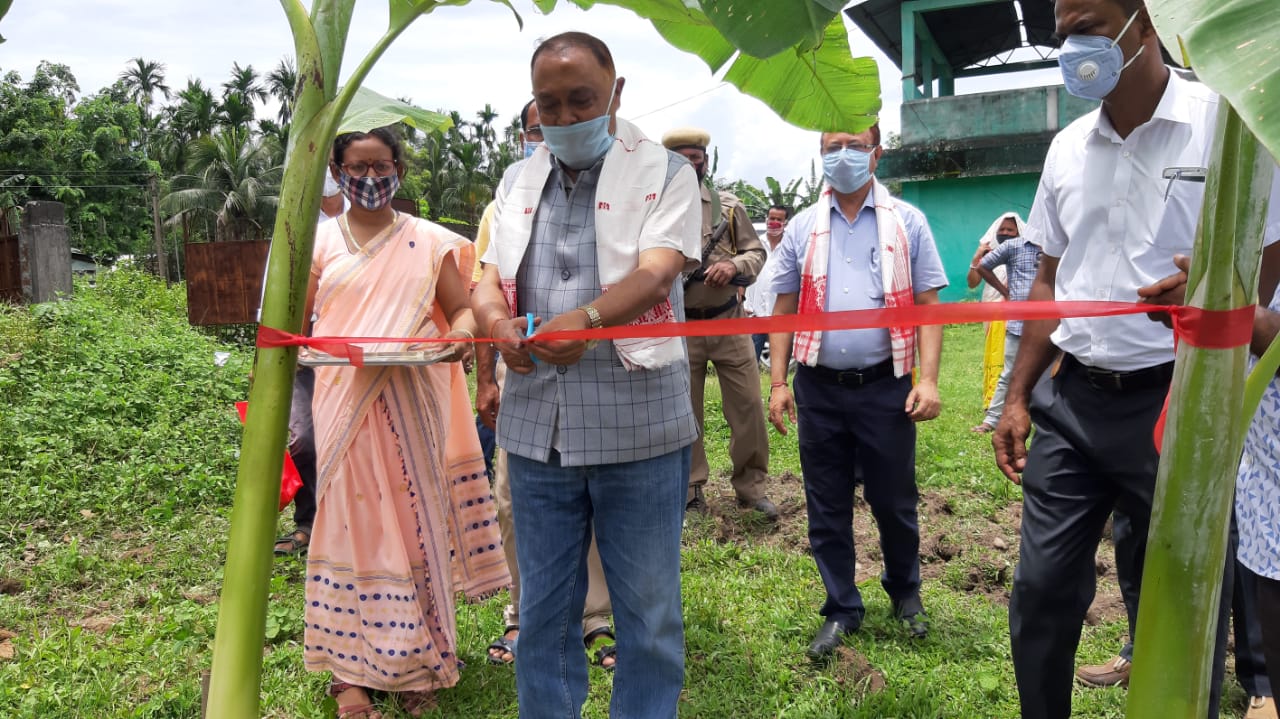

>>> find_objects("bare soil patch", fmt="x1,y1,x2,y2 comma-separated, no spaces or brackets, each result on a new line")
701,471,1127,625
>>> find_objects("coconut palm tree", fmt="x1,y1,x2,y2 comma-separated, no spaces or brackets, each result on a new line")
264,57,298,126
161,129,281,243
119,58,170,129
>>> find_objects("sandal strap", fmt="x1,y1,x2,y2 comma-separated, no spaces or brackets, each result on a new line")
582,626,614,647
337,703,375,719
329,680,358,697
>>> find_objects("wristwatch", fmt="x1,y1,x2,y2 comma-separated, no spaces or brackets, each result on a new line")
577,305,603,350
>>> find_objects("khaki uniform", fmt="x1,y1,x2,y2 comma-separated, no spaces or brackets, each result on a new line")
685,184,769,503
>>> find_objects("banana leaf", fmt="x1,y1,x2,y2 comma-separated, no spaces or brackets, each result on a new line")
1148,0,1280,165
338,86,453,135
551,0,881,132
0,0,11,43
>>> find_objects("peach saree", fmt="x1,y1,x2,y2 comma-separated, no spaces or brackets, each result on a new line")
302,214,507,692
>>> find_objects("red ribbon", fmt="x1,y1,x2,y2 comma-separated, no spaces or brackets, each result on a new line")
259,301,1257,455
256,301,1256,355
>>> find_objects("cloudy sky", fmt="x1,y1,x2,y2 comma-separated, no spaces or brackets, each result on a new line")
1,1,1061,188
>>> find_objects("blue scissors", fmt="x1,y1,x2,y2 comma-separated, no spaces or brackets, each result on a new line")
524,312,539,363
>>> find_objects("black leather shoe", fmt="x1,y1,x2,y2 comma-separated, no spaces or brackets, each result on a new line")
685,486,708,515
892,596,929,639
806,619,857,660
740,496,779,521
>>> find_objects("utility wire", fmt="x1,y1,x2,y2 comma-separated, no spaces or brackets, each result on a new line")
630,83,730,120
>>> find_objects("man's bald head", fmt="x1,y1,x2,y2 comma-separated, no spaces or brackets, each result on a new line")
530,32,615,76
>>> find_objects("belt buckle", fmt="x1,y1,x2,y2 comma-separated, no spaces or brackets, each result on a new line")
837,369,863,387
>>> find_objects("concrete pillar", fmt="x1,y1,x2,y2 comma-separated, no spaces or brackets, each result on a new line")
19,201,72,303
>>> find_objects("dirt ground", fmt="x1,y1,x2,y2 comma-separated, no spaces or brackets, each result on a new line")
702,471,1130,627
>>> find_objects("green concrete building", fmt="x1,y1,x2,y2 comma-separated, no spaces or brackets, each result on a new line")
846,0,1097,300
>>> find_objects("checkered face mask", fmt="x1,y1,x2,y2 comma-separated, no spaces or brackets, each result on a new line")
339,171,400,212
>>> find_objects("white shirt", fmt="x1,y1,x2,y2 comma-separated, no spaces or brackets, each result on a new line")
1028,69,1280,371
744,237,781,319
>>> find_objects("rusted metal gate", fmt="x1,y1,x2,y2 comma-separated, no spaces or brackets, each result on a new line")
185,202,428,326
0,234,20,303
184,240,271,326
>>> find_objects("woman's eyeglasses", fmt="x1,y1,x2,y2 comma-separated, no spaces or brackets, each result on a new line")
340,160,398,177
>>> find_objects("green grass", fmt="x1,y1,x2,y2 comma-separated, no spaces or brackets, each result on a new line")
0,277,1255,717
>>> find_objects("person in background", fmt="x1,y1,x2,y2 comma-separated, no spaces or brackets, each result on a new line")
966,213,1016,425
746,204,791,365
273,168,348,556
768,124,946,660
662,126,776,521
970,213,1036,434
302,126,507,718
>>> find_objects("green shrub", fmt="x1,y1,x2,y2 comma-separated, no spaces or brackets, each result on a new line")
0,270,251,528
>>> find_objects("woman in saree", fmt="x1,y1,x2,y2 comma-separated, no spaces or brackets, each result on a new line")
302,126,509,718
966,212,1026,433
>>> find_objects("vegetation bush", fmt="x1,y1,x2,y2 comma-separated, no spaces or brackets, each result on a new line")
0,269,250,529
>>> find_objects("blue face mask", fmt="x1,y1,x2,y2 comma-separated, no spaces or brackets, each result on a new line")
523,140,542,159
540,83,617,170
1058,10,1145,101
822,148,874,194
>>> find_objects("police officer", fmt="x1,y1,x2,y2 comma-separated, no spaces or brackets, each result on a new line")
662,127,776,520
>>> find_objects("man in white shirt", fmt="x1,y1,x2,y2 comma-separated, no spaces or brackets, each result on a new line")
745,204,790,363
991,0,1279,716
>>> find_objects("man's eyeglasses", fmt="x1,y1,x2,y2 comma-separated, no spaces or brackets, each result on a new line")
340,160,398,177
823,143,878,155
525,125,544,141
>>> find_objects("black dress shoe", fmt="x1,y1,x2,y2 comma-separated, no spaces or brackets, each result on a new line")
806,619,857,660
686,486,709,514
892,596,929,639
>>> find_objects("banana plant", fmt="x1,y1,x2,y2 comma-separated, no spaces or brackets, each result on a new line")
213,1,880,715
206,2,508,716
1127,1,1279,717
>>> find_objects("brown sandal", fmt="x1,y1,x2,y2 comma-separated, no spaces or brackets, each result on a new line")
330,680,381,719
274,528,311,556
400,690,437,717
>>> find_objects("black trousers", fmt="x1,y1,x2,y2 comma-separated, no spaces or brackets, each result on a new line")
288,366,317,530
1010,364,1229,719
1259,576,1280,702
793,366,920,627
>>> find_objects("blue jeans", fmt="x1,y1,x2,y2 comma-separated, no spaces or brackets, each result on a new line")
507,447,691,719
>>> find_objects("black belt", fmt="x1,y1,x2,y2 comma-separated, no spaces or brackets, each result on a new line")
802,359,895,387
1061,353,1174,392
685,297,739,321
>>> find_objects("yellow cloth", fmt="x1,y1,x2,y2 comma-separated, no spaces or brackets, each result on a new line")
471,200,496,286
982,320,1007,407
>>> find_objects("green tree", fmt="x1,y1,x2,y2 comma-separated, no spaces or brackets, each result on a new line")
161,129,281,244
0,65,152,260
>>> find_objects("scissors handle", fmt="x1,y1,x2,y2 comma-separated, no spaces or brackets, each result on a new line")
525,312,539,363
